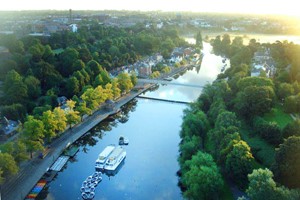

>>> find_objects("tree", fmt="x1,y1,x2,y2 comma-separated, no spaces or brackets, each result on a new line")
179,135,202,166
65,76,80,97
53,107,67,133
215,111,240,129
257,120,282,145
181,110,210,148
59,47,79,76
0,152,18,177
22,115,45,158
277,83,294,102
81,88,99,110
66,110,80,128
3,70,28,104
24,75,41,100
283,119,300,138
182,151,224,200
41,110,58,143
117,72,133,93
75,101,92,121
111,78,121,99
225,140,254,188
0,103,26,121
195,31,203,49
0,168,4,184
246,168,300,200
0,140,28,164
235,86,275,119
273,136,300,188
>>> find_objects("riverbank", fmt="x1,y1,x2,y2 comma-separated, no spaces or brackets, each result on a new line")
1,82,153,200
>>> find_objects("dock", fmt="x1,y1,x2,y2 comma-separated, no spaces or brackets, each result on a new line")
63,146,79,157
25,179,47,200
50,156,69,171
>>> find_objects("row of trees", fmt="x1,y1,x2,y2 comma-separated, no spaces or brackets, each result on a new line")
0,70,135,182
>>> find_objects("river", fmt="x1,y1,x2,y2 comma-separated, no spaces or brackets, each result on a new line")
36,42,227,200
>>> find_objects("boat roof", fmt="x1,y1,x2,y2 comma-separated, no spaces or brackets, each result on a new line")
108,146,125,159
98,145,115,158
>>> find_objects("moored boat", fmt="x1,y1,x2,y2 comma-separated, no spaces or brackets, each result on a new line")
119,136,129,145
95,145,115,170
104,146,126,171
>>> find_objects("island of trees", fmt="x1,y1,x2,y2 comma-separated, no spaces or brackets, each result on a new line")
179,34,300,199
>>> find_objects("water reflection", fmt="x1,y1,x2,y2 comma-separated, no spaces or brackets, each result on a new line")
140,42,229,102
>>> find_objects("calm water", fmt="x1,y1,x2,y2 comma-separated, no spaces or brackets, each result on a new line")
37,42,226,200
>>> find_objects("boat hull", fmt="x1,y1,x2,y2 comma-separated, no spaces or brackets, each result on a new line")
104,151,126,171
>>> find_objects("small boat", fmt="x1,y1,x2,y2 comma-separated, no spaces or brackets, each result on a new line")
104,146,126,171
95,145,115,170
163,77,172,81
119,136,129,145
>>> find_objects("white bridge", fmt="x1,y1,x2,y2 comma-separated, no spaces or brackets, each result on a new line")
137,79,204,88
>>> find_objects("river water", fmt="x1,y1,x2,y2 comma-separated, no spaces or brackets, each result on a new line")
36,42,227,200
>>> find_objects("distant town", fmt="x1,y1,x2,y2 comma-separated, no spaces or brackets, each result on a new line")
1,10,300,37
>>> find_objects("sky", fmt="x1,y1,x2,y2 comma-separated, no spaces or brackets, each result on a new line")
1,0,299,17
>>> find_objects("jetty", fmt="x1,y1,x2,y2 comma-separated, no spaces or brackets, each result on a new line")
49,156,69,171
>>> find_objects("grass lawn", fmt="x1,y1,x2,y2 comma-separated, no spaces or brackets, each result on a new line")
263,105,293,129
240,122,275,167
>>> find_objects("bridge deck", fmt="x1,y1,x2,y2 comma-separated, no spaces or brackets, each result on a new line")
138,79,203,88
138,96,191,104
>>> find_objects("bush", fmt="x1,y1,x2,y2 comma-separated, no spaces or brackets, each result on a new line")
254,117,282,145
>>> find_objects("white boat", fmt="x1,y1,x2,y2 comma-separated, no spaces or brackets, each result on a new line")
95,145,115,170
119,136,129,145
104,146,126,171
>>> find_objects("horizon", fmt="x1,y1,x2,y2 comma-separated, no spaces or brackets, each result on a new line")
1,0,300,18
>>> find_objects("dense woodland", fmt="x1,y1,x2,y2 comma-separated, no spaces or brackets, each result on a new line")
0,21,189,183
179,34,300,199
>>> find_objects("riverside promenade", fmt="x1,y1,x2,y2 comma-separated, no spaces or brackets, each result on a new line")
1,83,153,200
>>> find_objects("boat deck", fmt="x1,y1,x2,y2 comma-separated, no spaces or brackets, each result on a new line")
50,156,69,171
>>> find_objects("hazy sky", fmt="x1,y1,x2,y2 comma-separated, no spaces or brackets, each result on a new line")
1,0,299,17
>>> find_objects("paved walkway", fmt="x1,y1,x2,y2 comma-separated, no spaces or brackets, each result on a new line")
1,84,152,200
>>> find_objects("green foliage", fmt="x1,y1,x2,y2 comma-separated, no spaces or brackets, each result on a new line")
283,119,300,138
239,123,275,167
182,151,224,200
246,168,300,200
273,136,300,188
235,85,275,119
195,31,203,49
253,117,282,145
237,76,274,90
41,110,58,143
283,93,300,113
53,107,67,133
3,70,28,104
0,103,27,121
179,135,202,166
225,140,255,188
24,75,41,100
263,105,293,129
0,152,18,177
117,72,133,93
22,115,45,157
0,140,28,164
215,111,240,129
181,110,209,148
277,82,295,102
